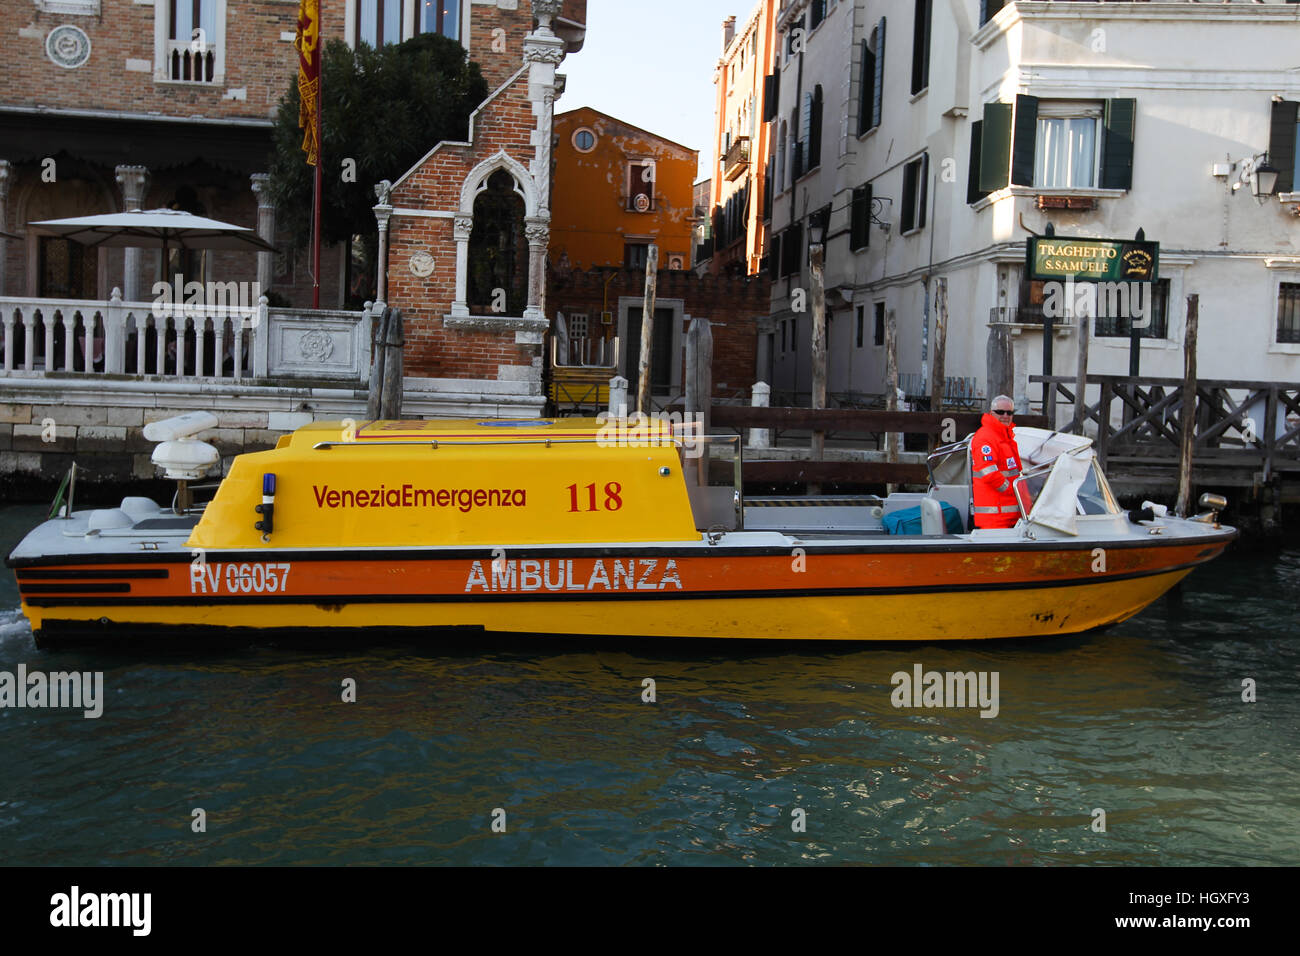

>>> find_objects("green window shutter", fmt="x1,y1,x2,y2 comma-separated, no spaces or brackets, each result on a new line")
809,86,823,169
967,120,988,204
901,159,918,233
979,102,1012,192
858,41,875,134
851,183,872,250
918,153,929,228
1010,94,1038,186
801,91,813,150
872,18,886,129
1101,98,1137,190
1269,100,1299,195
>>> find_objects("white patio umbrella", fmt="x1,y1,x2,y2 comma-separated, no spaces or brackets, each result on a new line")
27,207,276,259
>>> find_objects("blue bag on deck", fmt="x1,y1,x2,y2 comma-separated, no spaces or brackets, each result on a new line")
882,503,964,535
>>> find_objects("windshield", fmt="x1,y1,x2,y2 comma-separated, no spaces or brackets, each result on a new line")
1077,460,1120,515
1015,463,1052,516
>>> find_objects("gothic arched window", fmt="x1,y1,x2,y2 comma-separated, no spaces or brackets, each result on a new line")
468,169,527,316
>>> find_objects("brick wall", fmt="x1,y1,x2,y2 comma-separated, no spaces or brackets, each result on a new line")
548,267,770,397
0,0,348,122
466,0,535,93
385,57,542,381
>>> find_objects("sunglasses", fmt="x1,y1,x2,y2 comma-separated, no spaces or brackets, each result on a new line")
993,409,1014,416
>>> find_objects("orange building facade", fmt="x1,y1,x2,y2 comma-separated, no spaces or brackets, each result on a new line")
550,108,697,273
706,0,777,277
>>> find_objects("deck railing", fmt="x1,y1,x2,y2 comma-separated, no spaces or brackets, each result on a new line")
1032,374,1300,481
0,292,373,385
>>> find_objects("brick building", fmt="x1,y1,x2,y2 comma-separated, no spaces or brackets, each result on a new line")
548,267,766,404
551,107,697,273
543,105,765,408
0,0,357,308
701,1,778,278
377,0,586,415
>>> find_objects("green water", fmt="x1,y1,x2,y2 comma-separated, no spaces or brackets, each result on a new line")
1,503,1297,865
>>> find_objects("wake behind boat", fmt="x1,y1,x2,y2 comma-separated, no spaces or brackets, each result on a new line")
6,413,1235,646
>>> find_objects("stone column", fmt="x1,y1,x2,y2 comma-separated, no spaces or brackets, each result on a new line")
522,1,564,325
749,381,772,449
0,160,10,297
249,173,276,298
114,165,150,301
524,217,549,321
450,215,473,317
373,203,392,309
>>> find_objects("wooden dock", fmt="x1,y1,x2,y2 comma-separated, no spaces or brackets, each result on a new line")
1034,375,1300,503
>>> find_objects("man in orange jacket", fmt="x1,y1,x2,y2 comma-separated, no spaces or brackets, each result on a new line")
970,395,1023,529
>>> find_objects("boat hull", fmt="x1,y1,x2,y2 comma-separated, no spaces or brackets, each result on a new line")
11,534,1233,644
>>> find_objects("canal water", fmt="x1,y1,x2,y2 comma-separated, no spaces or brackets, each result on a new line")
1,502,1297,866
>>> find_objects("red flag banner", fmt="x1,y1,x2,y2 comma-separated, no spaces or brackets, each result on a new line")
295,0,321,166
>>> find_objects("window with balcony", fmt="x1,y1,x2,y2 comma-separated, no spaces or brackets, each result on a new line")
167,0,218,82
1278,283,1300,344
421,0,461,41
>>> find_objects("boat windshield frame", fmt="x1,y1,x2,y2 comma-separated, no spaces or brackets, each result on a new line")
1013,452,1123,527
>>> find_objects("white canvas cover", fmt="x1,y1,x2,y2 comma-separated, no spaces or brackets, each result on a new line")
1014,426,1092,468
1025,448,1095,535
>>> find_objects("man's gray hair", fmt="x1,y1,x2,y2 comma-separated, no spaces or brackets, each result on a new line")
990,394,1014,409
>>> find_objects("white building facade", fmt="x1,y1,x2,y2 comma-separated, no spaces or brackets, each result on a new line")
764,0,1300,414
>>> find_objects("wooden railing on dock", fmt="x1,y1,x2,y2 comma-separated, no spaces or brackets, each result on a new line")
1033,374,1300,484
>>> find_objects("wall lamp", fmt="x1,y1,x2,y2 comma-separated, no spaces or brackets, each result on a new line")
1213,153,1280,200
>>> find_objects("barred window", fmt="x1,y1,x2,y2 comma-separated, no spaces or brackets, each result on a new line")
1094,279,1169,339
1279,283,1300,344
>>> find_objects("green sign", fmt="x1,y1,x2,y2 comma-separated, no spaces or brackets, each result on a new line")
1027,237,1159,283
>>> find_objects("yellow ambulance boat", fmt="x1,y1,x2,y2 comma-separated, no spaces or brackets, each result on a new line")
6,413,1235,646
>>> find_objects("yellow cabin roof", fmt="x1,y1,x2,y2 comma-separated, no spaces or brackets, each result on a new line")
281,417,680,447
192,418,700,550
